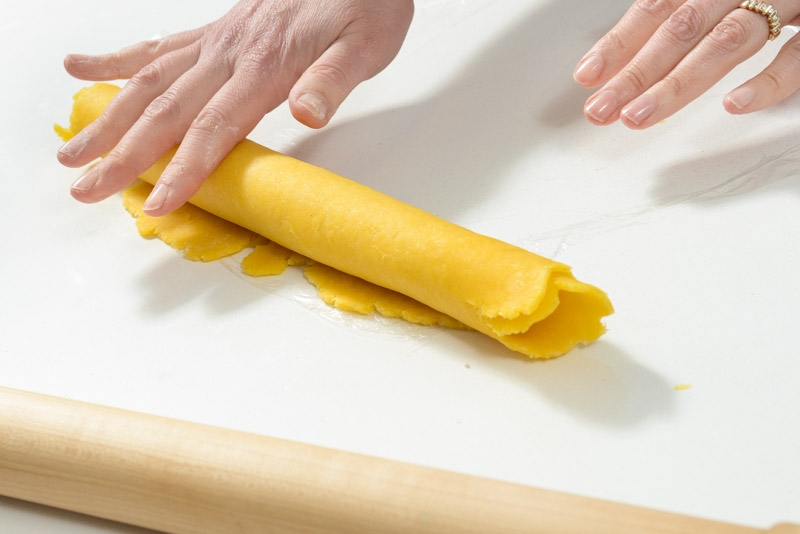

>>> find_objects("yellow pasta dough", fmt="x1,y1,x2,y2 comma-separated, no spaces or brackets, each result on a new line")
304,264,467,330
241,242,306,277
58,83,613,359
122,181,470,329
122,181,262,261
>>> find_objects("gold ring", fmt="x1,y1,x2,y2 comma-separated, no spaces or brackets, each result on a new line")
739,1,782,41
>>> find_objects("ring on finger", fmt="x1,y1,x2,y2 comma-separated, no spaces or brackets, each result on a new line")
738,1,782,41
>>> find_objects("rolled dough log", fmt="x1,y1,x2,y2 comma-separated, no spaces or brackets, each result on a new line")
57,83,613,359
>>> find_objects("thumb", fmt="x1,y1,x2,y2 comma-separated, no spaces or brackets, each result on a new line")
288,30,407,128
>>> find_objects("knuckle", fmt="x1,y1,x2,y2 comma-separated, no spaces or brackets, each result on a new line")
139,38,164,56
96,152,137,187
603,27,632,56
207,17,260,59
141,92,182,125
213,20,246,51
130,61,163,88
761,69,785,92
184,107,239,174
634,0,679,23
660,72,691,99
306,62,351,93
160,159,189,186
621,62,652,95
91,111,116,135
238,40,285,74
100,153,126,175
191,106,232,138
197,26,251,76
708,17,752,53
664,4,706,42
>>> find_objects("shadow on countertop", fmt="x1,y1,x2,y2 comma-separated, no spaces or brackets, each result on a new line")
285,0,631,221
450,330,676,429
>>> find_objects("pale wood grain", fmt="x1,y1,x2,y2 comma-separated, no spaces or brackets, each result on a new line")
0,387,796,534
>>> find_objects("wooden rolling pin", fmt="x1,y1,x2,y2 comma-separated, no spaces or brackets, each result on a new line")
0,386,796,534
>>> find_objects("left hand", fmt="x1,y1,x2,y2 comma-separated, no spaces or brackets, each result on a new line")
58,0,413,216
573,0,800,129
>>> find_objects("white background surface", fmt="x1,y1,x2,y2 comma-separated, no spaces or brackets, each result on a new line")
2,0,799,531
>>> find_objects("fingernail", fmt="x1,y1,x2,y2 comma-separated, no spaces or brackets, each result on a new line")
725,86,756,111
585,90,620,123
70,170,99,194
297,91,329,122
64,54,98,69
574,53,604,86
59,132,88,160
621,94,657,126
66,53,90,63
142,183,169,213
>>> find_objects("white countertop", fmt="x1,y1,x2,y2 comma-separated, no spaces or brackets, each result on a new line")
2,0,799,531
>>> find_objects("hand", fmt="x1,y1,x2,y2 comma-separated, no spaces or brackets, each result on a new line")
573,0,800,129
58,0,414,216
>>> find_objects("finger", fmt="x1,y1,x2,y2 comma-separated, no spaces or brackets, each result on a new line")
59,43,201,168
70,56,231,205
574,0,686,88
288,42,380,128
288,12,413,128
63,27,206,81
584,0,753,126
143,3,415,213
619,6,770,128
724,30,800,113
140,70,278,216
